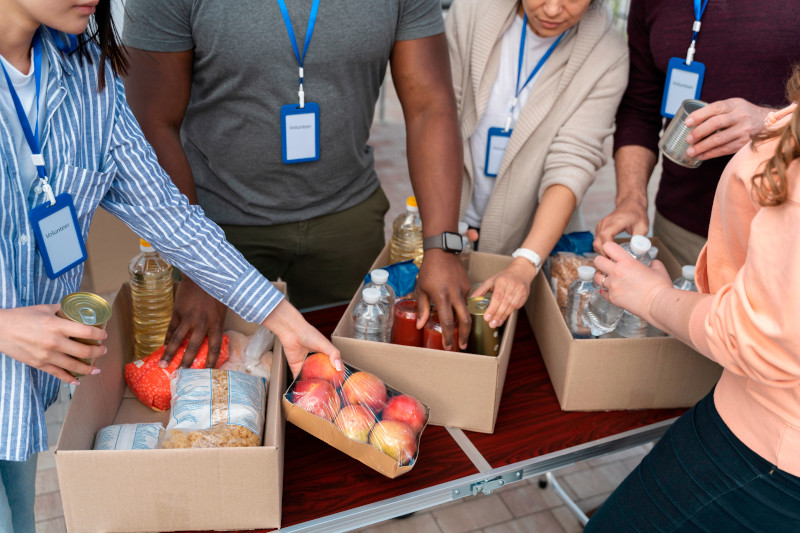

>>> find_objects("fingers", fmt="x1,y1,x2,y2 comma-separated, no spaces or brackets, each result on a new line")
161,319,190,368
684,99,727,128
435,297,457,350
691,139,746,161
453,298,471,350
41,363,81,385
54,317,107,343
179,328,206,369
415,291,431,330
162,312,182,364
466,228,479,242
470,277,494,298
650,260,670,277
205,322,223,369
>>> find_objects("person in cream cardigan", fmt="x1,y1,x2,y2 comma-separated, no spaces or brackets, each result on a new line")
445,0,627,327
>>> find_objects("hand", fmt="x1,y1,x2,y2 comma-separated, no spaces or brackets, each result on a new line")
416,249,471,350
471,257,536,328
0,304,107,384
593,198,649,254
684,98,771,160
261,299,341,378
592,242,673,319
161,277,227,369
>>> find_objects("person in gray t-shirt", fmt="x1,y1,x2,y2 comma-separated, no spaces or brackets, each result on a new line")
123,0,471,366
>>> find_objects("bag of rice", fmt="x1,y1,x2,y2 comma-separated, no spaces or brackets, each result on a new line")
94,423,164,450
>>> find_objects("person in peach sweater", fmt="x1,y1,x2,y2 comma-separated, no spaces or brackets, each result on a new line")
585,77,800,530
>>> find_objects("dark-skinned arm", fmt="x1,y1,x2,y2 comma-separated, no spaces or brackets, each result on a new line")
123,48,228,369
390,34,471,350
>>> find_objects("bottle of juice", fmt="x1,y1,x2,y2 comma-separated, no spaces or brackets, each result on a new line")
129,239,174,360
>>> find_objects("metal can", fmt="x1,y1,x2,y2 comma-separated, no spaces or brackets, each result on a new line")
57,292,112,377
467,296,500,357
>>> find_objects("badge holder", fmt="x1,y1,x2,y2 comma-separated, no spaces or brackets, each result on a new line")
484,127,512,178
661,57,705,119
29,193,87,279
281,102,320,164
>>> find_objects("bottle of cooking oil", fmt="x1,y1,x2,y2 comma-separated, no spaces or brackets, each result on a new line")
390,196,424,266
129,239,174,360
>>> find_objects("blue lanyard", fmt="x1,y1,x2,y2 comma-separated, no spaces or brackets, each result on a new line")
505,15,566,131
276,0,320,107
686,0,709,64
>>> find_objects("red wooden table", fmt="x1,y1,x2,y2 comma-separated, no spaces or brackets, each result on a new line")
259,305,685,532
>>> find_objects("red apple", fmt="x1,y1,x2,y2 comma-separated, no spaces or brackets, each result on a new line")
335,405,376,442
369,420,417,466
382,395,427,435
300,352,347,388
341,372,387,413
291,379,341,422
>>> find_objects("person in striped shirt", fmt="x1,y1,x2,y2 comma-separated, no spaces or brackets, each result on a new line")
0,1,341,529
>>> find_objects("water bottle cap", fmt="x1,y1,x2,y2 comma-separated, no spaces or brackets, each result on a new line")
370,269,389,284
406,196,418,212
577,265,596,280
139,238,154,252
682,265,695,279
362,287,381,304
458,221,469,235
629,235,652,255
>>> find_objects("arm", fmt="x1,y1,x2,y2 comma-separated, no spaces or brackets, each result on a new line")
684,99,773,160
390,34,471,350
124,48,229,369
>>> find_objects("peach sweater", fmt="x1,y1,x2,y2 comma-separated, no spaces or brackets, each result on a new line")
690,118,800,477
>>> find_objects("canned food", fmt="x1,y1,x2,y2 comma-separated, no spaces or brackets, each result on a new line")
58,292,112,378
467,296,500,357
391,298,423,347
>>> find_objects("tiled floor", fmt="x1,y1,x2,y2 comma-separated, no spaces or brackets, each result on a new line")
34,71,662,532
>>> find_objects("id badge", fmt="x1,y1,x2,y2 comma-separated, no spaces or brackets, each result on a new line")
29,193,87,279
485,127,512,177
280,102,320,164
661,57,705,118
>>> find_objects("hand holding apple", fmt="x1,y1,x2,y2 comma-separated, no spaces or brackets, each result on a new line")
300,352,347,388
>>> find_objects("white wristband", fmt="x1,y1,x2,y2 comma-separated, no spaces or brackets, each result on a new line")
511,248,542,269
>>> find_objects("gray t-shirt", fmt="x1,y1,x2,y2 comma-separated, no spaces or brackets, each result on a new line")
123,0,444,226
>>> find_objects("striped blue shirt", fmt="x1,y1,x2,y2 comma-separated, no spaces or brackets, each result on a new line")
0,29,284,461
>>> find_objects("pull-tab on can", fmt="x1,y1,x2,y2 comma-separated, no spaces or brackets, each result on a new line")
58,292,112,377
467,296,501,357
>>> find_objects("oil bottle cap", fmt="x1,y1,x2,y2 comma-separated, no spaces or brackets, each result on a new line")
629,235,652,255
370,269,389,285
406,196,419,212
577,266,596,280
362,287,381,305
139,238,154,252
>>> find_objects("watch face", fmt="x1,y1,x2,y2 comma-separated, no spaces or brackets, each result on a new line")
444,232,463,252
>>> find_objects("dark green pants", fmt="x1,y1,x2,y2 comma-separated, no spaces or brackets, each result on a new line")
220,187,389,310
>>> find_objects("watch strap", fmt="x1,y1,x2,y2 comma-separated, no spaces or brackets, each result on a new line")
423,232,462,253
511,247,542,269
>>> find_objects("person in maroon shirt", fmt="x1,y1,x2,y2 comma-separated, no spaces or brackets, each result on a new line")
593,0,800,266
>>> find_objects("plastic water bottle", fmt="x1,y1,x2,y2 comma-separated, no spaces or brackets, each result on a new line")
582,235,652,337
352,287,389,342
365,269,395,341
565,266,596,338
129,239,174,360
673,265,697,291
614,236,654,338
390,196,423,267
458,221,473,271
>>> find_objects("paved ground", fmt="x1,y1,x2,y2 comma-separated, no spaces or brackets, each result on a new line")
34,71,662,533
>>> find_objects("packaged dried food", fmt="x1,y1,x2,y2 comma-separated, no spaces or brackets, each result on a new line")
94,423,164,450
161,369,267,449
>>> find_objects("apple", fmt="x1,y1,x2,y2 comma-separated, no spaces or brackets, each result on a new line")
300,352,347,388
382,395,427,435
341,372,387,414
291,379,341,422
369,420,417,465
335,405,376,442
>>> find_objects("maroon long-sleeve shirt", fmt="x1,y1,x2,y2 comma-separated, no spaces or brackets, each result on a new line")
614,0,800,237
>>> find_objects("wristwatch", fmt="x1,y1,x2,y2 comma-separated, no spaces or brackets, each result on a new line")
511,247,542,270
423,232,463,254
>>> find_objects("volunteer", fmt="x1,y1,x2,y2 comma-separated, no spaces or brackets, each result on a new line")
122,0,472,362
586,90,800,530
0,1,340,529
593,0,800,267
445,0,627,327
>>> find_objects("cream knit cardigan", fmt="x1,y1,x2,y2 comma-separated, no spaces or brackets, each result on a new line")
445,0,628,254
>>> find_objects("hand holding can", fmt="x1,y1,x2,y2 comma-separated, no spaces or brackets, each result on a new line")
658,99,708,168
57,292,112,378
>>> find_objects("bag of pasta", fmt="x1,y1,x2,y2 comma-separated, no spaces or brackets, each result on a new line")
160,369,267,449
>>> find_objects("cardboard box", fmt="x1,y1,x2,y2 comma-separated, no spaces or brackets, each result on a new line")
331,245,517,433
527,237,722,411
55,283,286,532
80,208,141,295
282,362,429,478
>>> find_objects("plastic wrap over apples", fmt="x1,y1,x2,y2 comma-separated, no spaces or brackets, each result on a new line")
286,352,429,467
218,326,275,380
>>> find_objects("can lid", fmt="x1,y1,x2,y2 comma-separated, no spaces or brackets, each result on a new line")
458,221,468,235
682,265,695,279
629,235,652,255
577,265,596,280
467,296,490,315
362,287,381,304
370,269,389,284
139,238,154,252
406,196,418,212
61,292,112,326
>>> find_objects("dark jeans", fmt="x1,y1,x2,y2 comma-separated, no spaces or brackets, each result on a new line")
220,187,389,310
585,390,800,532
